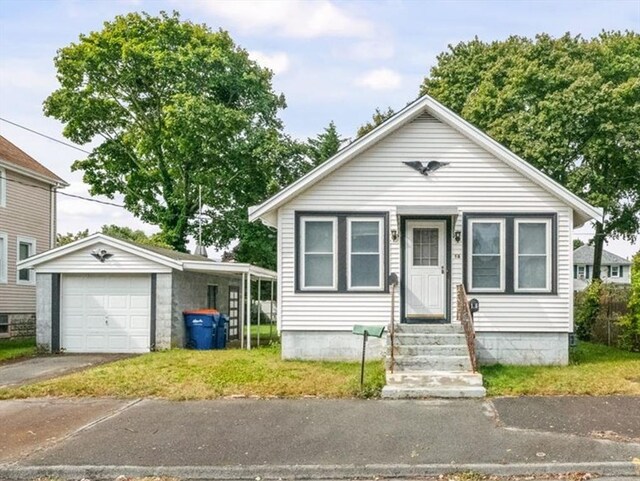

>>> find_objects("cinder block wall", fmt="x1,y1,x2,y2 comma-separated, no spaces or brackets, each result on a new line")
35,273,53,351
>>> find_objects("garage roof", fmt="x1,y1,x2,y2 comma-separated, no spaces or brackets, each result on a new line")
18,233,277,280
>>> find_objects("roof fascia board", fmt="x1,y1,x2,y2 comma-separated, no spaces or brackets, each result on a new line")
249,94,601,224
17,233,183,270
0,158,69,187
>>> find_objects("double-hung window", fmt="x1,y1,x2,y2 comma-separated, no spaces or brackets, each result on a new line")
0,232,7,284
17,236,36,285
300,217,337,290
468,219,505,292
348,218,383,290
577,265,586,279
515,219,552,292
298,213,387,293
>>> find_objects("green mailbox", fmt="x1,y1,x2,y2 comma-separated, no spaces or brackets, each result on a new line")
352,325,386,390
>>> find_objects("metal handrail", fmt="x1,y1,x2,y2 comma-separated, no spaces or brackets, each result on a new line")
389,274,398,373
457,284,478,372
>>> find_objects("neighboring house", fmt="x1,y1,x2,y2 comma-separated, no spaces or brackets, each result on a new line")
249,94,601,397
0,135,67,338
18,234,276,353
573,245,632,291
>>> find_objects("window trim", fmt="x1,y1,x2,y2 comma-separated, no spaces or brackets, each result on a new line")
299,216,338,291
611,265,620,278
577,265,586,279
463,213,557,296
347,217,384,291
0,167,6,208
0,232,7,284
514,218,552,293
467,218,506,293
16,235,36,286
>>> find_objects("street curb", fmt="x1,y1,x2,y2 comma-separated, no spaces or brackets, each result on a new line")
0,462,639,480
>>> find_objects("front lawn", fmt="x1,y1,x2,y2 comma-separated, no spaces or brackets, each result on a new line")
0,337,37,363
0,343,385,400
482,342,640,396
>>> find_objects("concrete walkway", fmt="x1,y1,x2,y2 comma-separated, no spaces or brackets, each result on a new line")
0,354,129,388
0,397,638,479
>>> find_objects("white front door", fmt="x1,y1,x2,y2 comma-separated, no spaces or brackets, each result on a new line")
405,220,447,320
61,274,151,353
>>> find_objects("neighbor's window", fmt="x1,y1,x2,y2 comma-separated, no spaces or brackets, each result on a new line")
515,219,551,292
0,314,8,336
347,218,383,290
611,265,620,277
301,217,337,290
17,236,36,285
0,233,7,284
468,219,504,292
207,285,218,309
577,265,586,278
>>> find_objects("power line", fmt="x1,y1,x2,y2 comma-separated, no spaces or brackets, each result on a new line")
0,117,92,155
3,176,125,208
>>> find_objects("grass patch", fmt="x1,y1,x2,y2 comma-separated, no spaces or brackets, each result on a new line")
482,341,640,396
0,337,37,363
0,343,385,400
250,323,279,339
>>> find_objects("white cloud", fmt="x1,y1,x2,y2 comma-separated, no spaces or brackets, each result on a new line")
0,59,57,92
195,0,374,38
355,68,402,91
249,51,291,75
341,40,395,61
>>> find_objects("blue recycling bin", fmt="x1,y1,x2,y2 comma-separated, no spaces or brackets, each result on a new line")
214,314,229,349
183,309,218,350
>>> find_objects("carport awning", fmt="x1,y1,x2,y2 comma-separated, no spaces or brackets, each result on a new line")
182,261,277,280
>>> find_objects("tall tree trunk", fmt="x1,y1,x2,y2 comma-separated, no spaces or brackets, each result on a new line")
592,220,605,280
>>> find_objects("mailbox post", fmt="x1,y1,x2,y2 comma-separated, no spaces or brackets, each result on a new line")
352,325,385,390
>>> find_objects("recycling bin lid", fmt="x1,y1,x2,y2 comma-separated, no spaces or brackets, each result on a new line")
183,309,220,315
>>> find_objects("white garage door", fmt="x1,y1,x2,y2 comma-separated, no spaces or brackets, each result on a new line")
61,274,151,353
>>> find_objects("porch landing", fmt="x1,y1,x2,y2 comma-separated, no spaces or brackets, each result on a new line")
382,324,486,398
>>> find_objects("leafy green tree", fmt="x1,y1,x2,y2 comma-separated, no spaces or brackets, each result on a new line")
573,239,585,250
421,32,640,280
56,229,89,246
356,107,395,138
100,225,171,249
307,121,345,166
44,12,286,253
618,251,640,351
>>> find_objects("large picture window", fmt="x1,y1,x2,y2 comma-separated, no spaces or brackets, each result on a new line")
515,219,551,292
469,219,505,292
297,213,388,293
348,218,383,290
300,217,337,290
465,214,556,295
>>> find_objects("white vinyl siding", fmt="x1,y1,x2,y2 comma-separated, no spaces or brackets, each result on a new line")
17,236,36,285
468,219,505,293
278,112,573,333
300,217,337,290
0,232,7,283
347,218,383,291
515,218,552,292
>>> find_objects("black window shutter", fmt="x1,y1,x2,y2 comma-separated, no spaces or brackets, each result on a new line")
573,265,577,279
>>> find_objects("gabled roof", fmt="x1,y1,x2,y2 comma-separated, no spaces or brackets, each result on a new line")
248,94,602,227
573,245,631,266
0,135,68,186
17,233,277,279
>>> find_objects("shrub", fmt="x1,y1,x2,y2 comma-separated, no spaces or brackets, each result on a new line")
617,252,640,352
575,280,602,341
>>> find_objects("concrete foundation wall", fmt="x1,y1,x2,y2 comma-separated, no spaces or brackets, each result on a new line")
170,271,242,348
281,330,385,361
35,273,52,351
476,332,569,366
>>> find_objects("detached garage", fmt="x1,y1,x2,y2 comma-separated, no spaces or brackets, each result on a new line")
17,233,277,353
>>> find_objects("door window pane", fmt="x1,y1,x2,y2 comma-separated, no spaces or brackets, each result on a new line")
470,222,502,290
413,228,438,266
349,220,381,288
516,221,549,290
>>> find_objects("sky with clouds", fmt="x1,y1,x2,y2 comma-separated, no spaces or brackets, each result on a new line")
0,0,638,257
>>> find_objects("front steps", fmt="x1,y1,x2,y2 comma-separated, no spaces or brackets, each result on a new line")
382,324,486,399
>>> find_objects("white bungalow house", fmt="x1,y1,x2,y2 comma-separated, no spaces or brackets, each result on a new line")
249,94,601,398
573,245,632,291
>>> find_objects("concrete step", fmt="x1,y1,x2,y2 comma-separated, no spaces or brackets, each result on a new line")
381,384,486,399
385,370,484,387
393,324,463,334
389,355,472,372
391,344,469,357
389,333,467,346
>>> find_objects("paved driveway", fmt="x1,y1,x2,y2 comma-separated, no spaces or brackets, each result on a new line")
0,354,129,388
